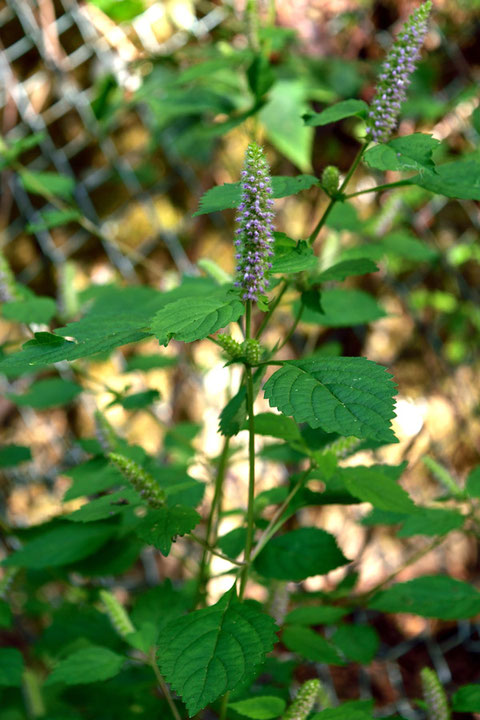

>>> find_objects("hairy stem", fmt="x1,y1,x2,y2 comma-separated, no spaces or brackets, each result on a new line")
255,278,288,339
149,648,182,720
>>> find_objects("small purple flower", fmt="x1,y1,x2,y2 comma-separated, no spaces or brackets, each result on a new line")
234,143,275,302
366,1,432,144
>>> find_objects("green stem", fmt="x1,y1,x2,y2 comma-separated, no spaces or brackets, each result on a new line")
255,279,288,340
308,143,368,245
194,437,231,607
149,648,182,720
276,300,304,351
344,179,413,199
189,531,244,567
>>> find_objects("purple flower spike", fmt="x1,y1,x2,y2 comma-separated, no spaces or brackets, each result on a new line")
234,143,275,303
366,1,432,144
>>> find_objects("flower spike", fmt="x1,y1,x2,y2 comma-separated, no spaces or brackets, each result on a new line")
366,1,432,143
234,142,275,302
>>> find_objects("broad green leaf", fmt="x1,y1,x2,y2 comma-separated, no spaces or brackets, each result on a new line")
326,202,362,232
243,412,302,443
271,238,317,274
300,289,386,327
303,99,368,126
263,357,397,442
284,605,348,626
254,527,349,581
342,466,415,513
452,685,480,712
261,80,313,171
317,259,378,282
125,354,178,372
134,505,200,555
364,134,440,173
45,645,124,685
282,625,344,664
20,170,75,199
466,466,480,499
7,378,82,409
66,487,141,522
368,576,480,619
332,623,379,664
157,589,277,716
26,209,81,233
229,696,286,719
311,703,374,720
131,581,192,641
150,289,244,346
382,232,438,262
411,158,480,200
0,649,24,687
116,389,160,409
247,53,276,100
63,456,130,500
0,444,31,468
217,527,247,559
194,175,319,216
2,296,57,324
2,521,116,568
397,507,464,537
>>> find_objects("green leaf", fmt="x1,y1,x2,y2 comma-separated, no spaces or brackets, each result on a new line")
150,288,244,346
229,696,286,719
0,444,31,468
63,456,133,500
254,527,349,581
26,209,82,233
303,99,368,126
364,134,440,173
217,527,247,559
300,289,386,327
466,466,480,499
125,354,178,372
411,158,480,200
45,645,124,685
219,368,265,436
2,296,57,324
326,202,362,232
247,53,276,100
244,412,302,443
194,175,319,216
3,521,117,568
157,589,277,716
342,466,415,513
317,259,378,282
66,487,141,522
0,649,24,687
368,576,480,619
284,605,348,626
311,702,374,720
134,505,200,555
473,106,480,134
397,507,464,537
282,625,344,664
20,169,75,199
261,80,313,171
452,685,480,712
0,599,12,628
332,623,379,664
7,378,82,409
263,357,397,442
382,232,438,262
270,238,317,274
117,389,160,409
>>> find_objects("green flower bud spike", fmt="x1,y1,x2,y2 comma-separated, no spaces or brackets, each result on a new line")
216,334,244,360
243,338,260,365
321,165,340,196
100,589,135,638
108,452,166,509
326,435,361,459
282,678,321,720
421,668,451,720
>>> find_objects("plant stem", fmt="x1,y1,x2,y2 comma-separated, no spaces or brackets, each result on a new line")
189,531,245,567
344,179,413,199
255,279,288,339
308,143,368,245
194,437,231,606
276,299,304,351
149,648,182,720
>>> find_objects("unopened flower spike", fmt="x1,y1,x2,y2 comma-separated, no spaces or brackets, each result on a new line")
366,1,432,143
108,452,165,509
282,678,321,720
421,668,451,720
100,590,135,638
234,142,275,302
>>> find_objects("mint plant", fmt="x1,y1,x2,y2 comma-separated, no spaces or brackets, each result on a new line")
1,2,480,719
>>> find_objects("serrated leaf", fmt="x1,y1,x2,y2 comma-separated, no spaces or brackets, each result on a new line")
157,589,277,716
368,576,480,619
364,134,440,172
303,99,368,126
194,175,319,216
342,466,415,513
270,239,317,274
2,522,117,568
20,169,75,199
2,296,57,324
66,487,141,522
263,357,397,442
229,696,286,719
254,527,349,581
282,625,344,664
151,289,244,346
332,623,379,664
317,259,378,282
0,444,31,468
411,158,480,200
45,646,124,685
300,289,386,327
7,378,82,409
0,649,24,687
261,80,313,171
134,505,200,555
452,685,480,712
284,605,348,626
